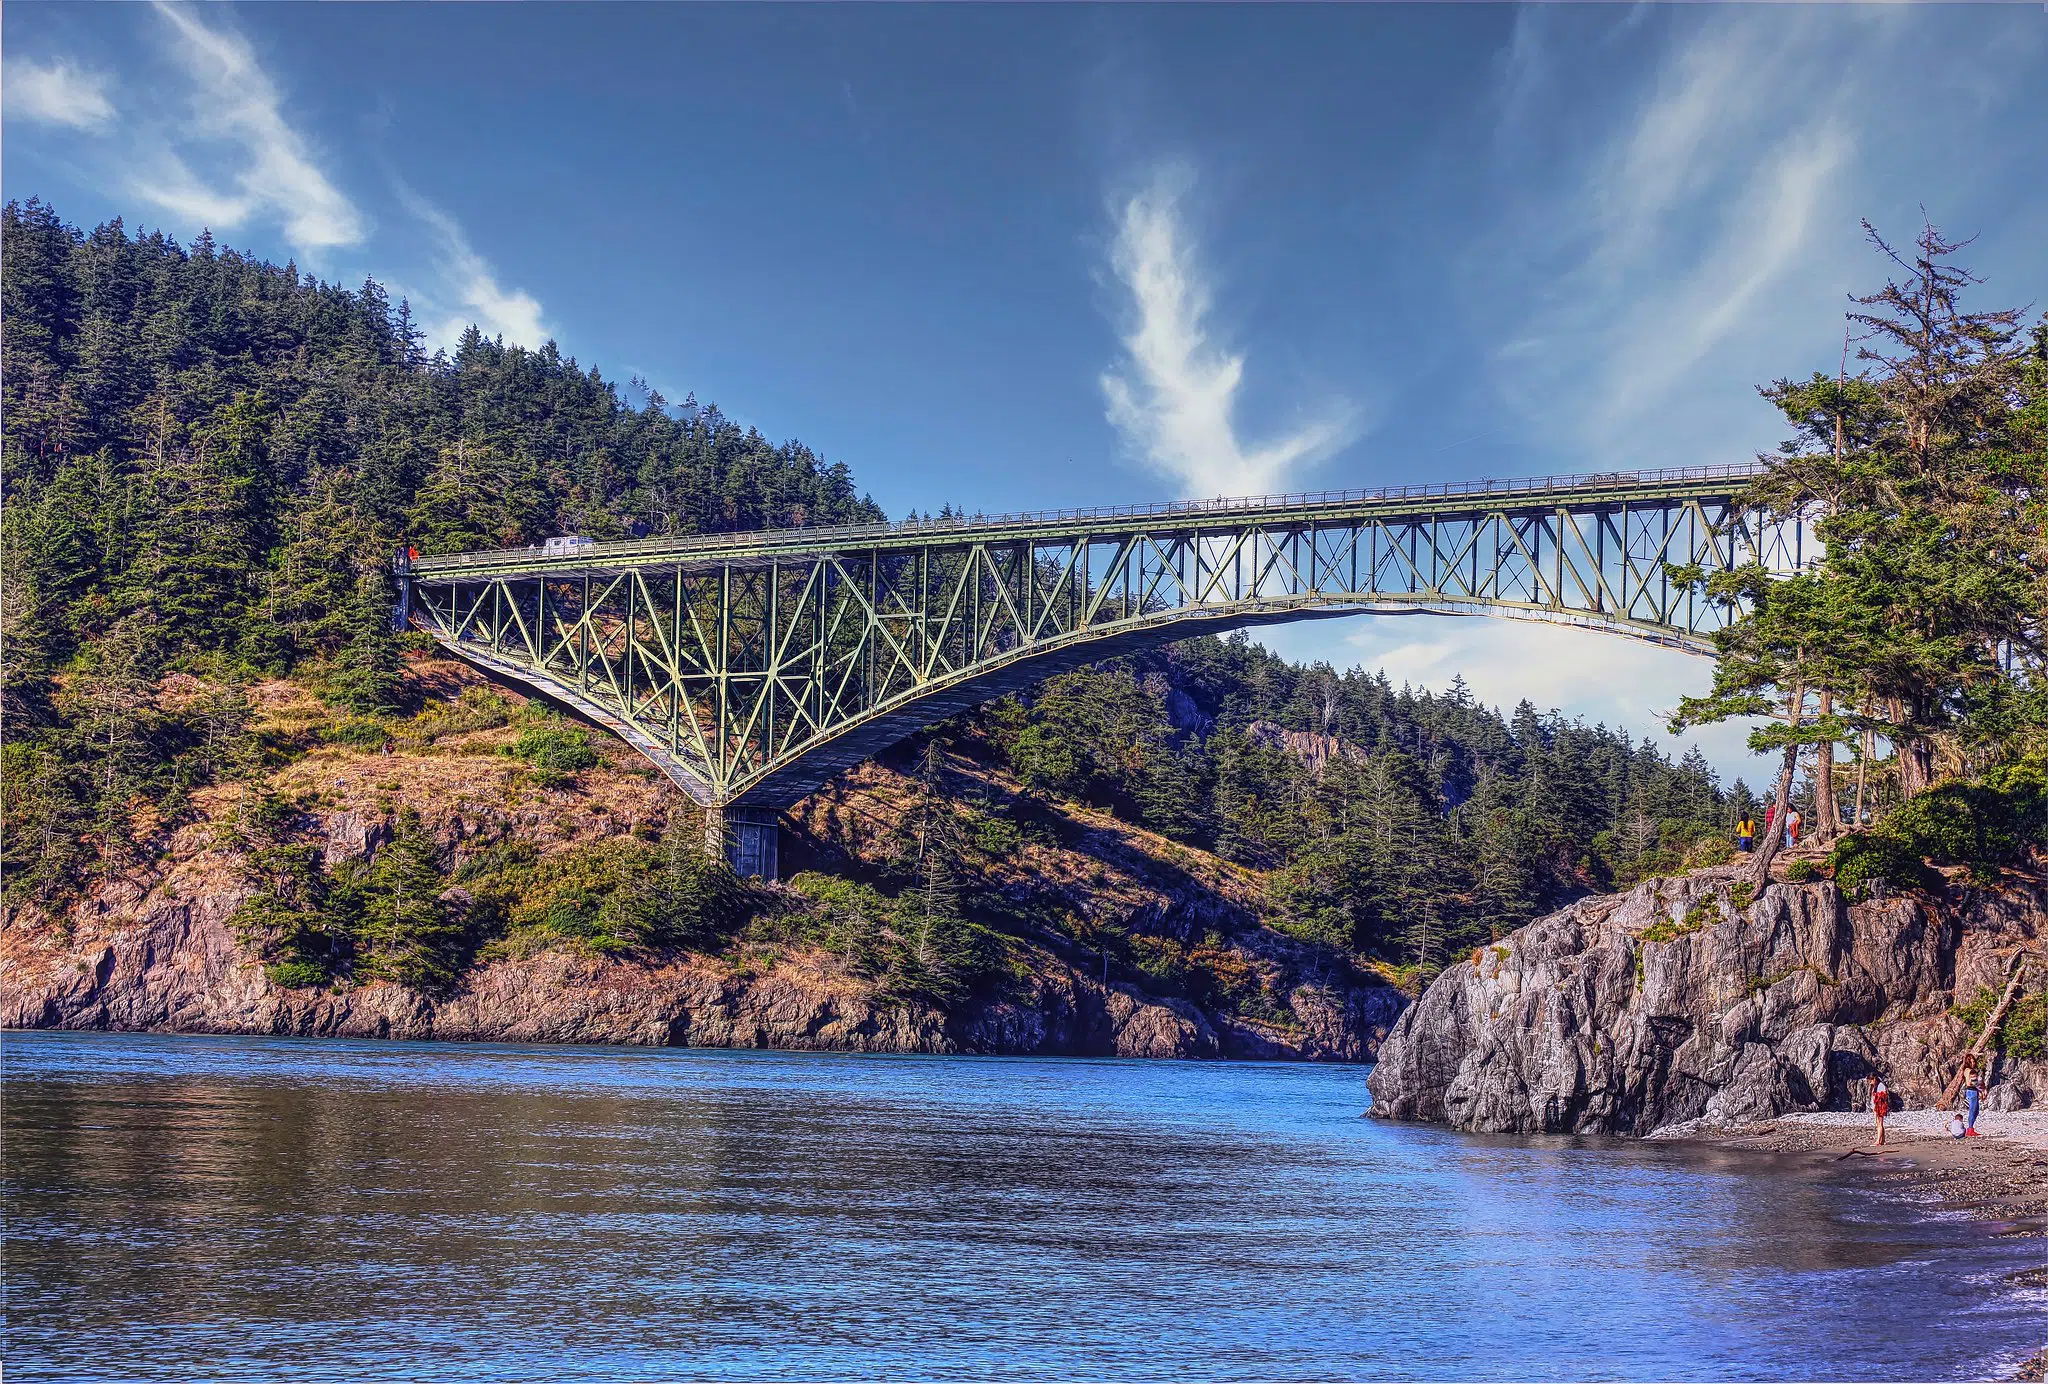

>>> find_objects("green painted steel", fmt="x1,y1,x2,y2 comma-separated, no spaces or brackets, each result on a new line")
398,464,1794,810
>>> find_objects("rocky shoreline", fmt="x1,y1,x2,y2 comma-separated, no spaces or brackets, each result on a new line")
1,897,1405,1062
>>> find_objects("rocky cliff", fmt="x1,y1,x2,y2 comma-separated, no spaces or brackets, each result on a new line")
3,662,1405,1061
3,880,1366,1059
1367,865,2047,1132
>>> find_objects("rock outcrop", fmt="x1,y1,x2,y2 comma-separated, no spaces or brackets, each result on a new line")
1367,867,2046,1133
1242,721,1368,778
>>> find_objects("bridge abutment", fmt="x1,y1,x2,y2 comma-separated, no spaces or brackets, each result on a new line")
706,805,780,880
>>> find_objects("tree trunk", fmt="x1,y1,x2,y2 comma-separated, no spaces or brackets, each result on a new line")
1898,736,1936,799
1813,690,1839,842
1853,704,1872,830
1750,683,1804,888
1889,695,1937,799
1940,954,2028,1110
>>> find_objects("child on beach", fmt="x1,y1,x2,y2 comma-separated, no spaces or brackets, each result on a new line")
1961,1060,1984,1136
1873,1077,1890,1146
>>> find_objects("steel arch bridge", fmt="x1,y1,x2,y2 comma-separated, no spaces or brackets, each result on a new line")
397,463,1796,874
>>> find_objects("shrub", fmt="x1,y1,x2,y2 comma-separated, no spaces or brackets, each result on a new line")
1784,859,1817,883
326,717,390,749
1685,835,1736,869
402,686,514,745
2007,992,2047,1062
1831,826,1940,898
786,872,896,974
964,811,1023,860
265,959,329,989
1831,755,2048,898
503,716,599,784
1640,910,1706,944
1129,935,1190,994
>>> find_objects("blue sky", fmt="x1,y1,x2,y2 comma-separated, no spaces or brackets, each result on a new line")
5,3,2044,784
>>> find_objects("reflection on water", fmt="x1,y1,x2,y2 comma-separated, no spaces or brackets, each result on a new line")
4,1032,2041,1381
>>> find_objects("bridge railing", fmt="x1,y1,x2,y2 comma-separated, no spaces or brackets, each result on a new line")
405,461,1767,575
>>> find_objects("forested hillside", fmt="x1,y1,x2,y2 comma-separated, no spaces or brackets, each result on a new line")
4,200,1744,1005
946,641,1735,965
2,199,878,904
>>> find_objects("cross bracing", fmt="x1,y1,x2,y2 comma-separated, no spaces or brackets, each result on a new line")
399,465,1797,811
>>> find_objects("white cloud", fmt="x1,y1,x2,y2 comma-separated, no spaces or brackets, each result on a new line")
393,184,551,349
3,58,116,129
141,2,364,254
1100,169,1354,498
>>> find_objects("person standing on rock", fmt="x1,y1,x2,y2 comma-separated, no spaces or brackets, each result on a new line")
1785,809,1802,848
1873,1077,1890,1147
1737,816,1756,853
1961,1061,1983,1137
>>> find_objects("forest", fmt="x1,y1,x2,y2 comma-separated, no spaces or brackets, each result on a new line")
3,200,2042,1000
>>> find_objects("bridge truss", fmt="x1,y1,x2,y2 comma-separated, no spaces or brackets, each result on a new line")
399,465,1797,871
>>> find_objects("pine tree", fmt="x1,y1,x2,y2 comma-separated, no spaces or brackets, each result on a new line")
355,810,463,990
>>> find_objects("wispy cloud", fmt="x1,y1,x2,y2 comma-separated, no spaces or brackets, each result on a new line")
393,184,550,349
1100,169,1353,498
8,8,549,354
139,2,364,255
3,58,116,130
1478,10,1875,466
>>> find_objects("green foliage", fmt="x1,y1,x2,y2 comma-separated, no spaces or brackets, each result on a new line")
337,809,467,990
326,717,391,749
950,642,1736,966
1828,755,2048,896
1829,830,1936,897
501,705,599,784
1675,220,2047,816
2007,992,2048,1062
399,686,515,745
461,816,744,957
785,872,896,976
941,634,1738,966
265,959,330,990
1949,984,2044,1061
1784,859,1818,883
960,807,1023,860
1639,909,1707,945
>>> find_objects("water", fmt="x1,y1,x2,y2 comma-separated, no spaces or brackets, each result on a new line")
5,1032,2043,1381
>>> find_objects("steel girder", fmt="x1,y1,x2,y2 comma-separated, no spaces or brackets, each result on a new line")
401,474,1795,809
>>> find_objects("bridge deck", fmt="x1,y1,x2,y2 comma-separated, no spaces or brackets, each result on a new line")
406,463,1764,579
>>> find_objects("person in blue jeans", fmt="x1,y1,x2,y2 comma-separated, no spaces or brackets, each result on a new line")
1961,1059,1983,1136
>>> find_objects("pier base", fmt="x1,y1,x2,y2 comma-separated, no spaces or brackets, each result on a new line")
707,807,780,880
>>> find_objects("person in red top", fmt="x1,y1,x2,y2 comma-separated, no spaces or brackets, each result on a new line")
1872,1077,1890,1147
